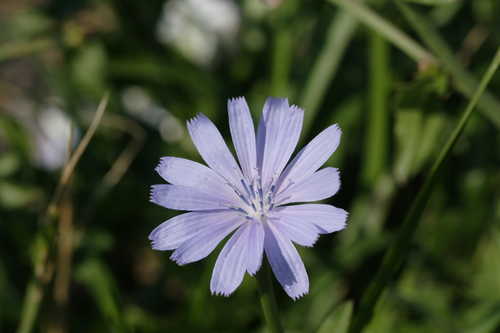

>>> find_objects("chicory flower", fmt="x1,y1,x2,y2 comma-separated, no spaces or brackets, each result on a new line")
150,97,347,299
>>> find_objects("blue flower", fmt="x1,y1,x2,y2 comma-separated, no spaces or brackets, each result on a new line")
150,97,347,299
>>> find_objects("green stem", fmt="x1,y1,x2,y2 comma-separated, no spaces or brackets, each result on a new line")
256,260,284,333
17,231,51,333
348,47,500,333
17,278,44,333
362,31,390,187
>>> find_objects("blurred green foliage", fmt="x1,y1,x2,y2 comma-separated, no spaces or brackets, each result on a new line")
1,0,500,332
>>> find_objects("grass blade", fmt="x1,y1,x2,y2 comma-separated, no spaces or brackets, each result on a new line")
327,0,436,65
395,1,500,128
348,47,500,333
362,31,390,187
300,10,358,135
16,94,109,333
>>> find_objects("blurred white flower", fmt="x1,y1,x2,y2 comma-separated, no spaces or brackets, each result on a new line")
121,86,184,143
33,106,73,170
156,0,240,66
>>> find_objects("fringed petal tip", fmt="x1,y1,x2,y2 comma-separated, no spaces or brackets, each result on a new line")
227,96,246,106
303,235,320,248
338,209,349,228
289,104,304,114
154,157,168,177
330,122,341,132
169,252,187,266
150,241,163,251
186,112,209,128
149,185,160,205
148,229,157,241
210,288,234,297
289,289,309,301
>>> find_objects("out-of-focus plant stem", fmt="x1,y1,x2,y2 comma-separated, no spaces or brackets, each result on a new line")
256,260,284,333
49,185,74,333
362,31,390,187
49,94,109,216
16,94,109,333
348,46,500,333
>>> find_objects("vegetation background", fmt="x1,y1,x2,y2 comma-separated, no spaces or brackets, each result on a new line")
1,0,500,332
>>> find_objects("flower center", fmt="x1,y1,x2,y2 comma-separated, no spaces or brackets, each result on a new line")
228,175,277,221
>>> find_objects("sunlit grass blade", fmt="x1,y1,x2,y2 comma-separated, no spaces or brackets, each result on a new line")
395,1,500,128
327,0,436,65
300,10,358,136
348,47,500,333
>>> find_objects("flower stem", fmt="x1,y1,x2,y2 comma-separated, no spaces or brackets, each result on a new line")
256,260,283,333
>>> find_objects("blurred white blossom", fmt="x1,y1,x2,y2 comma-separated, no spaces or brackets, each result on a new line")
156,0,240,66
33,106,73,170
121,86,184,143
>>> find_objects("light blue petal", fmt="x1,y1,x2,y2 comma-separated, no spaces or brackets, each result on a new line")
210,222,251,296
228,97,258,180
273,204,347,234
155,157,239,203
246,222,264,275
277,124,341,192
257,98,304,191
269,213,320,247
187,113,244,192
170,215,244,265
210,221,264,296
149,210,241,251
150,184,232,211
264,222,309,300
275,167,340,205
